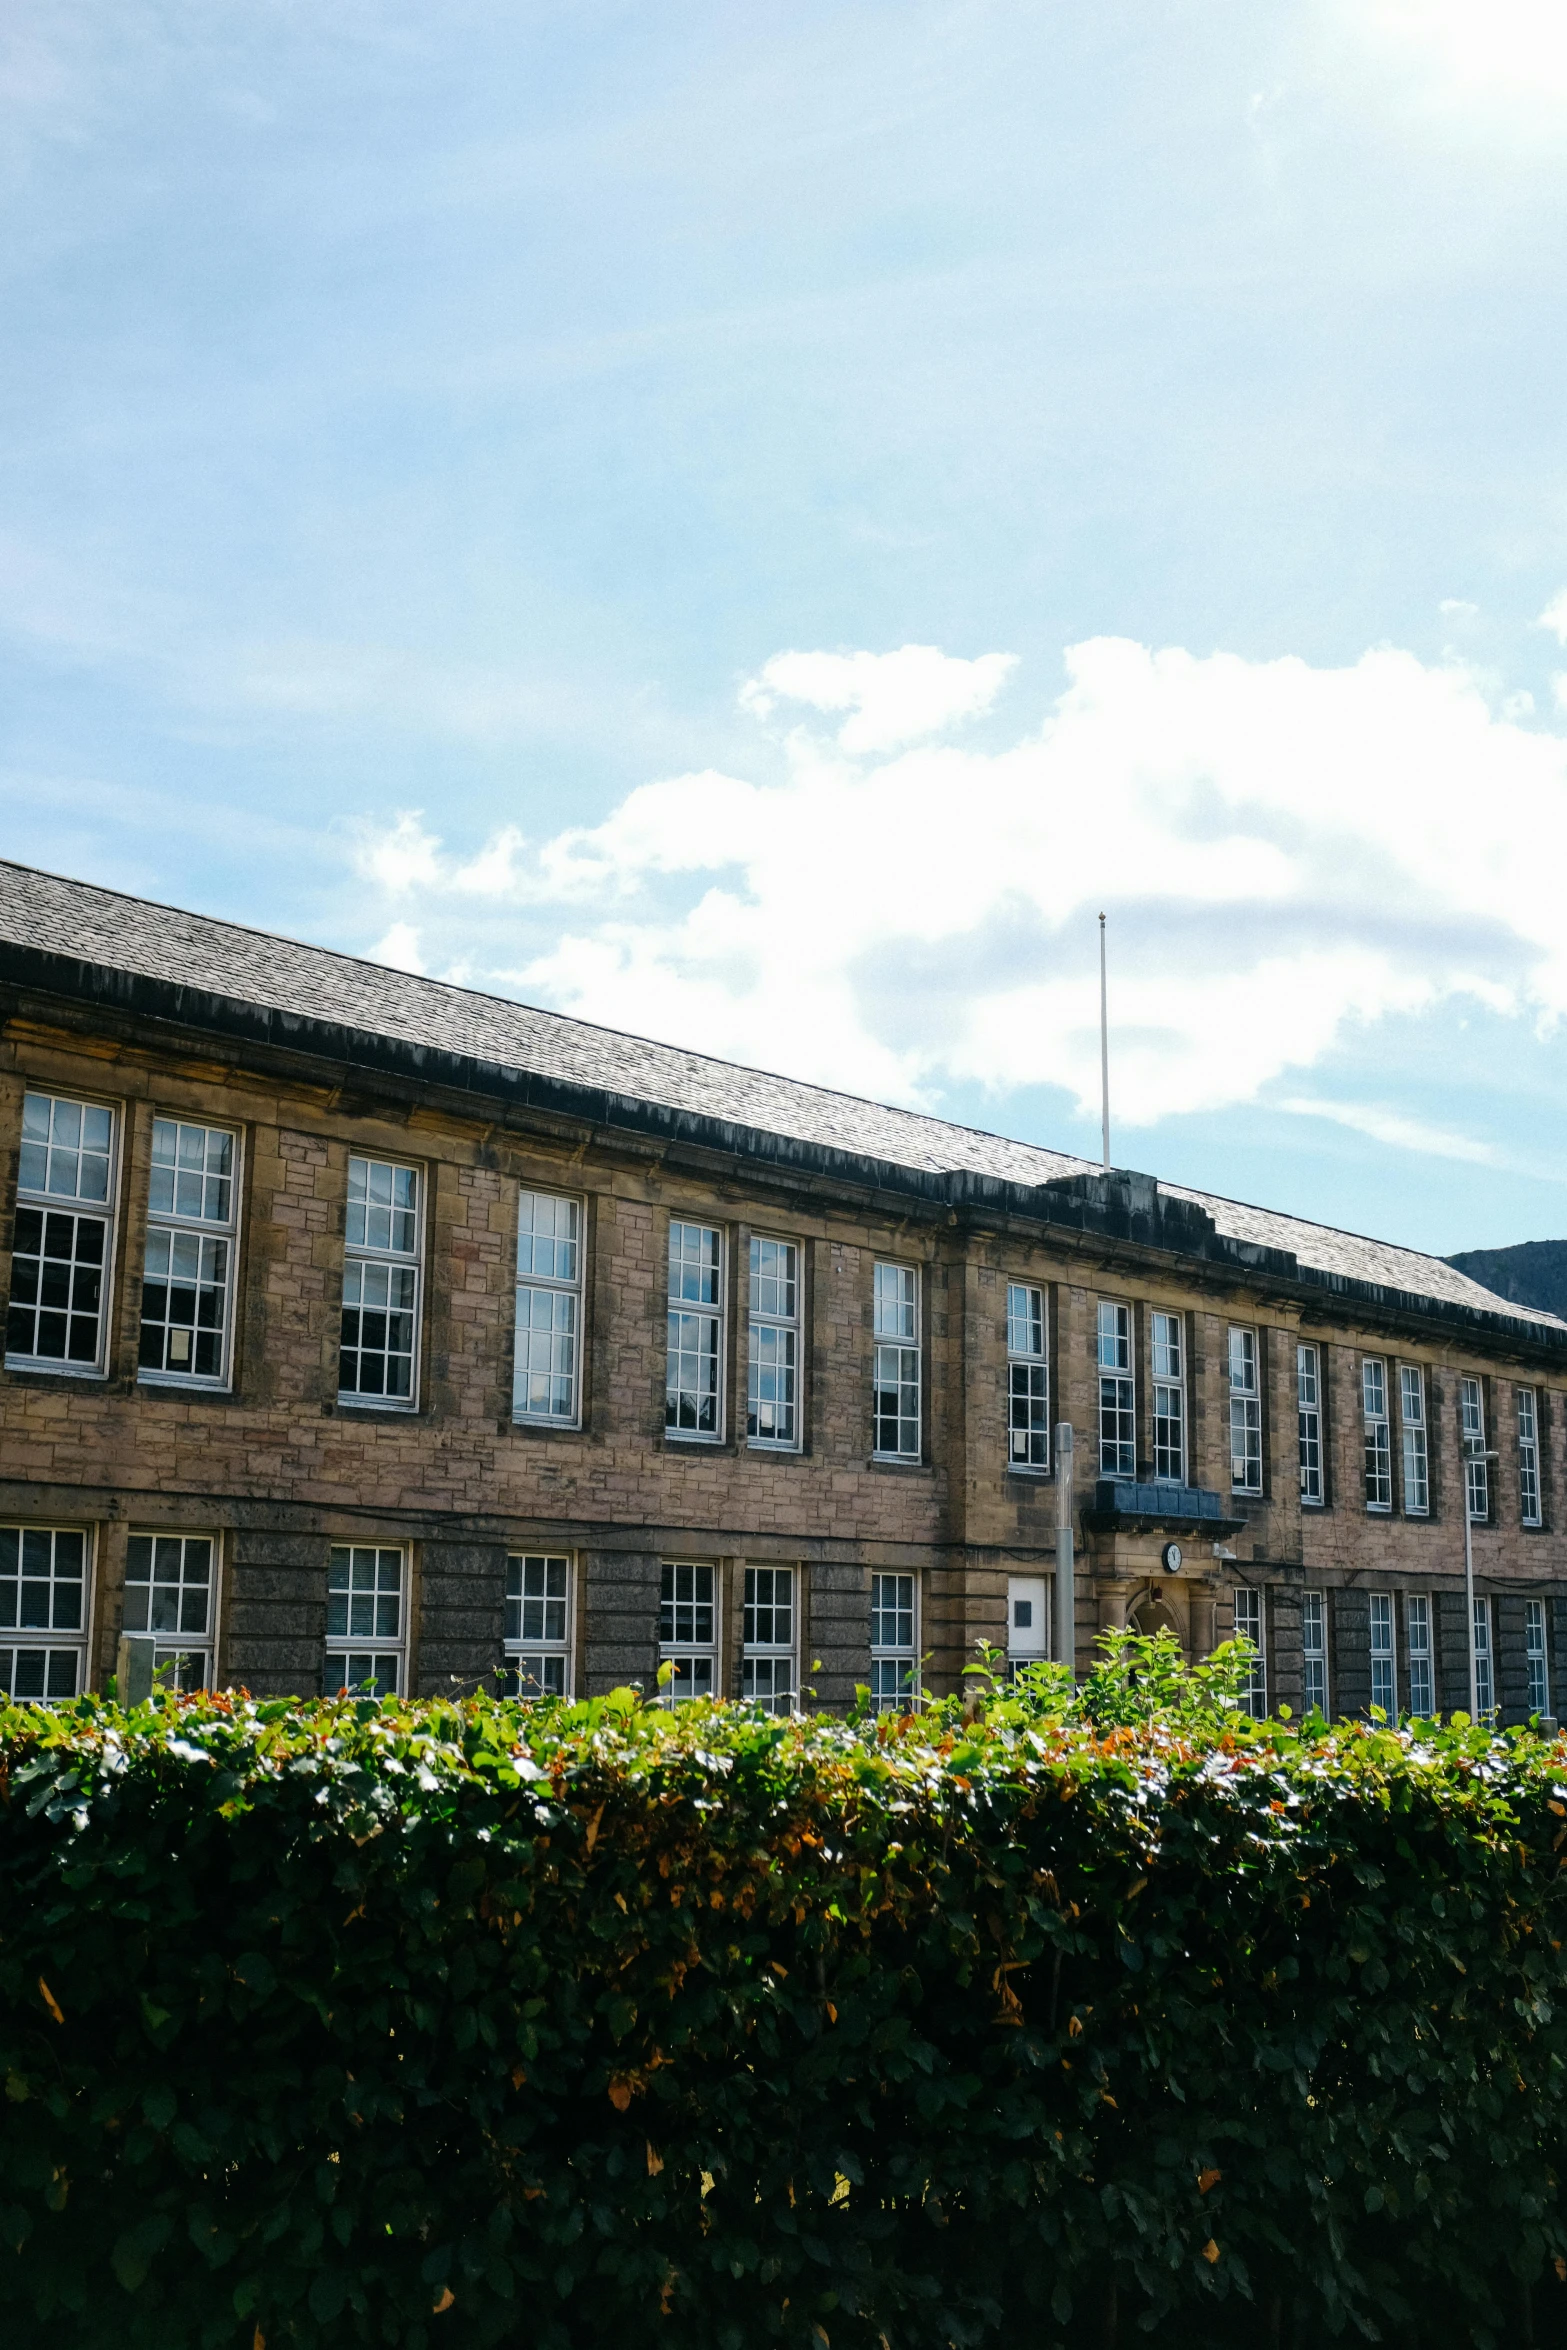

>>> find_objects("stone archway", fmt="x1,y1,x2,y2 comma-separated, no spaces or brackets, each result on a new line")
1126,1592,1181,1642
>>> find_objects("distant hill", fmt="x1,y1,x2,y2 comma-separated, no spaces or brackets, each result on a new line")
1447,1240,1567,1320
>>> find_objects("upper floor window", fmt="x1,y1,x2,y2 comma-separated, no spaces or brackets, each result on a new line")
1151,1310,1184,1482
339,1157,421,1408
742,1565,796,1713
1006,1282,1049,1471
325,1543,404,1697
514,1192,582,1425
748,1237,800,1450
139,1118,238,1387
1398,1365,1428,1516
1518,1388,1543,1528
666,1222,723,1441
872,1263,920,1460
1229,1326,1262,1495
1460,1376,1489,1521
7,1091,117,1374
0,1523,89,1700
1298,1342,1323,1506
1362,1357,1391,1511
1097,1301,1134,1476
504,1553,573,1697
123,1531,216,1692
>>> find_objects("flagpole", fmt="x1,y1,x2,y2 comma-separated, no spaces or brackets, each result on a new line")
1099,911,1110,1172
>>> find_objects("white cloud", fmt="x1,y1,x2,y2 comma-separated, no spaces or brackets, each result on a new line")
368,922,425,973
348,634,1567,1129
353,811,442,894
738,644,1017,754
1349,0,1567,116
1276,1096,1498,1166
1540,589,1567,645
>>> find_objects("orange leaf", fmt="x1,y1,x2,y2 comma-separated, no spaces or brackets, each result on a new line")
1202,2240,1220,2265
37,1978,63,2026
660,2273,677,2314
608,2078,633,2111
252,2330,265,2350
432,2286,455,2314
646,2142,664,2176
511,2065,527,2089
1198,2169,1222,2195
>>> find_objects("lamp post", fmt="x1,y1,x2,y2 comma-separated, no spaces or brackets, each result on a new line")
1055,1421,1075,1680
1461,1433,1499,1719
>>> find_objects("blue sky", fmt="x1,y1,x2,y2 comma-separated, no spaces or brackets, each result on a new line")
6,0,1567,1253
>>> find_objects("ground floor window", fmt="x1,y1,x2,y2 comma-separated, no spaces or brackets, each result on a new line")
1301,1589,1328,1715
742,1565,796,1713
0,1523,90,1700
1472,1596,1494,1718
660,1561,718,1701
1007,1573,1049,1679
503,1553,572,1698
1526,1597,1551,1719
124,1530,216,1690
325,1544,405,1697
870,1571,919,1712
1406,1593,1433,1716
1232,1585,1265,1718
1369,1590,1396,1717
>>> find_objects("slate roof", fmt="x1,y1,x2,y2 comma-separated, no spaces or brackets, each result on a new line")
0,856,1556,1336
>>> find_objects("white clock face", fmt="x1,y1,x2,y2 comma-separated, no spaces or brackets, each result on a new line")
1161,1541,1183,1572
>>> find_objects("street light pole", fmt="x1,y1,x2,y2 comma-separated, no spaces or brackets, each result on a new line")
1055,1420,1075,1680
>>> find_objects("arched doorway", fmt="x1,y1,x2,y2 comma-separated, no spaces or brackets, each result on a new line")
1127,1592,1181,1641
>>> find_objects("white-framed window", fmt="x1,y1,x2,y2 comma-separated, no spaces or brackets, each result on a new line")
1369,1589,1396,1716
1406,1593,1434,1716
1006,1282,1050,1471
138,1117,239,1387
339,1157,421,1407
1461,1377,1489,1520
1151,1310,1184,1482
1399,1366,1428,1517
0,1523,91,1699
1473,1594,1494,1717
872,1263,921,1461
325,1543,405,1696
870,1570,918,1712
1518,1388,1542,1528
1526,1597,1550,1717
660,1560,718,1699
666,1222,723,1441
6,1091,118,1375
742,1565,796,1713
503,1554,573,1697
123,1531,217,1691
1007,1574,1049,1677
1229,1326,1262,1495
1232,1584,1265,1718
1301,1589,1328,1715
1097,1300,1134,1476
748,1238,800,1450
514,1193,582,1425
1362,1358,1392,1511
1298,1342,1323,1505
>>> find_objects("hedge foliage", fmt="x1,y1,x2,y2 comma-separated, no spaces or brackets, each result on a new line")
3,1636,1567,2350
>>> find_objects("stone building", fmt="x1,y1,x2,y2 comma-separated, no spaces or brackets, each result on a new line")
1,856,1563,1723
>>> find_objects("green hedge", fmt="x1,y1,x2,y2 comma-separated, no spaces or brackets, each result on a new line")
3,1638,1567,2350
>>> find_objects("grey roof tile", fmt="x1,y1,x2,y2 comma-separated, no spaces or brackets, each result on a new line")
0,857,1556,1333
